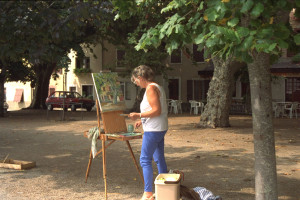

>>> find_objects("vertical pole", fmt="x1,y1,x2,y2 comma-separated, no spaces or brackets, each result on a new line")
126,141,144,184
85,150,93,183
62,98,65,121
102,136,107,200
81,103,83,120
96,100,107,199
64,72,67,92
47,106,49,120
96,100,101,128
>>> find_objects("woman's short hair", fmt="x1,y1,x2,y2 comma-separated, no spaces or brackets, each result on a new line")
131,65,155,83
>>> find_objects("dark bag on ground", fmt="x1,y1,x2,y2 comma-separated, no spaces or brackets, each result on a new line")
180,185,222,200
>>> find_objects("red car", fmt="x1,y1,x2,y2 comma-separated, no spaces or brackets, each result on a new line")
46,91,95,111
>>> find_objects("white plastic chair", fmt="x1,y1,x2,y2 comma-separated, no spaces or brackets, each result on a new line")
176,100,182,114
189,100,203,115
189,100,196,114
169,100,179,114
284,102,298,119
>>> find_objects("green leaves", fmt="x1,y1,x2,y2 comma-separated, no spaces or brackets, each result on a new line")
253,40,279,53
136,27,160,51
194,33,204,45
268,43,277,52
294,34,300,45
160,13,186,37
258,27,273,38
241,0,254,13
205,8,218,21
124,0,297,65
227,18,239,27
276,39,288,49
274,24,290,40
198,1,204,11
206,36,218,48
241,1,264,18
237,27,250,38
242,35,254,50
276,0,287,8
161,0,186,13
219,27,239,42
250,3,264,18
174,24,183,34
241,51,253,63
209,25,220,34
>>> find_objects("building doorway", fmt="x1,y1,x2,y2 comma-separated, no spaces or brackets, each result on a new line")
285,77,300,102
82,85,94,99
187,80,202,101
168,78,179,100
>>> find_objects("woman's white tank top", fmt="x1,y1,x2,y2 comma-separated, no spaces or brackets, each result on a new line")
140,83,168,132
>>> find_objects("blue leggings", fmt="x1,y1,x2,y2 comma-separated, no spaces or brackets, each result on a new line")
140,130,168,192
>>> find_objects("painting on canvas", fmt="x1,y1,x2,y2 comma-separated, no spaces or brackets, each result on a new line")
92,72,126,112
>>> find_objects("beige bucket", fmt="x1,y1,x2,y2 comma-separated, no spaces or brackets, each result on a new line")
154,173,181,200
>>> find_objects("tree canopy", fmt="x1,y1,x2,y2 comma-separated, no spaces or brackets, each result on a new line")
2,1,117,69
0,1,115,113
114,0,300,62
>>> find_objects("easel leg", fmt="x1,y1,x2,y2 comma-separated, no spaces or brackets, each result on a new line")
85,140,115,183
126,141,144,184
102,139,107,200
85,150,93,183
95,140,115,157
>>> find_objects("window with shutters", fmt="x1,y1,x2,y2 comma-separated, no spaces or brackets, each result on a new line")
285,77,300,102
76,57,90,69
170,49,182,64
120,82,131,100
116,49,125,67
193,44,204,63
69,86,76,92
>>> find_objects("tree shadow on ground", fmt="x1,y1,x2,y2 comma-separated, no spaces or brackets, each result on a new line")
0,111,299,199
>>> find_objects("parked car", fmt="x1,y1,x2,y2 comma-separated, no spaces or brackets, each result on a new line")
45,91,95,111
4,101,9,113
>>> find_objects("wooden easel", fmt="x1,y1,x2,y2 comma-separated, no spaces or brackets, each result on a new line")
84,100,144,200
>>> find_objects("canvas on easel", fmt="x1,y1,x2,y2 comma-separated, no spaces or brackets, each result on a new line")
89,72,144,200
92,72,127,134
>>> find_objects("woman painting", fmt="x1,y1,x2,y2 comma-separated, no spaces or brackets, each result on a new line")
129,65,168,200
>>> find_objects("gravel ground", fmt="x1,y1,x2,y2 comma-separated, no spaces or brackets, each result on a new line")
0,109,299,200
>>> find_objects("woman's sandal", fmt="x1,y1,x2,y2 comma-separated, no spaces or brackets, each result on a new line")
140,194,155,200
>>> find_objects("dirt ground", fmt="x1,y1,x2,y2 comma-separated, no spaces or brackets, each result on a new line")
0,109,299,200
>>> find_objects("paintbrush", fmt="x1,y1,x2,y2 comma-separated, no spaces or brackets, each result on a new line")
119,114,129,117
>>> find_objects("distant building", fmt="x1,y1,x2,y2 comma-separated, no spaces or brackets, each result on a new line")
5,10,300,111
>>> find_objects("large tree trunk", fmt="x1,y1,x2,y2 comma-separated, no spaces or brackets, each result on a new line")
29,63,56,109
198,57,240,128
0,65,6,117
248,51,277,200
